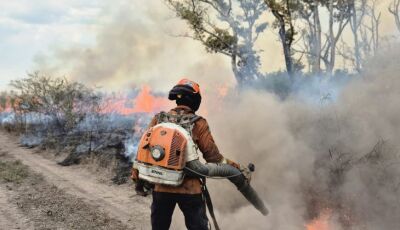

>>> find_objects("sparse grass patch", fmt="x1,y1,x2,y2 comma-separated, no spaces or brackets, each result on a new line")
0,160,29,183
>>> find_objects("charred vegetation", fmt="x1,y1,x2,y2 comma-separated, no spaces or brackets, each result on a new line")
0,73,145,185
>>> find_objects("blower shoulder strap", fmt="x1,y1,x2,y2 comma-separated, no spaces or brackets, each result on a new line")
201,179,221,230
155,111,168,124
155,111,202,135
190,114,202,123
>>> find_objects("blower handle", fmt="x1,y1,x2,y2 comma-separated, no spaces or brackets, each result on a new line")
248,163,255,172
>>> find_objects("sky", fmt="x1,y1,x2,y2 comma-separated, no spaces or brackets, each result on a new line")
0,0,102,89
0,0,398,91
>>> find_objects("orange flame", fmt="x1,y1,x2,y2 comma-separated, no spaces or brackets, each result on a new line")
306,210,332,230
101,86,171,115
133,86,170,113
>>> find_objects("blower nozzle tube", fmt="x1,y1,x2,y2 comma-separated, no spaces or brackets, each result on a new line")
185,160,268,216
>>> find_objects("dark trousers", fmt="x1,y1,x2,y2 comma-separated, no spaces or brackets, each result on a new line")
151,191,209,230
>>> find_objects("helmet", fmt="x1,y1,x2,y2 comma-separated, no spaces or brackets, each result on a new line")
168,79,201,99
168,79,202,111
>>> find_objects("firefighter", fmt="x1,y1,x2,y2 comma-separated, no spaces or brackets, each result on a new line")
132,79,240,230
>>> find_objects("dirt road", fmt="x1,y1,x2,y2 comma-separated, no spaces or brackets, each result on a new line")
0,185,34,230
0,132,152,229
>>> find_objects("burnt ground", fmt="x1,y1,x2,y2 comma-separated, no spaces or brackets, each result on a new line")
0,132,152,230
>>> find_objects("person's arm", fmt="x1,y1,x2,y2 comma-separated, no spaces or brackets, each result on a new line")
192,118,240,168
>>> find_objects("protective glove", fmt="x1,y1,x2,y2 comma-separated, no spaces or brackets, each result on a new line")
225,158,241,169
240,165,252,183
135,180,149,197
225,159,252,183
131,168,139,182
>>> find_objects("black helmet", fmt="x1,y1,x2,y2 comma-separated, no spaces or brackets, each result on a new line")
168,79,202,111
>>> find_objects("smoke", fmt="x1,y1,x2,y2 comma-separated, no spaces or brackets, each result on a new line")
34,0,235,92
21,1,400,228
199,46,400,229
0,112,15,127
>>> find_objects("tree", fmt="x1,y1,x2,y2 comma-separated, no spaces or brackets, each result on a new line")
337,0,381,71
265,0,301,80
297,0,351,75
166,0,267,85
0,92,8,112
323,0,352,75
365,0,381,56
389,0,400,32
349,0,367,72
10,72,101,132
297,0,323,74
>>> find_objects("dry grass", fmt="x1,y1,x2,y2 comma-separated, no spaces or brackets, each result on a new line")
0,160,29,184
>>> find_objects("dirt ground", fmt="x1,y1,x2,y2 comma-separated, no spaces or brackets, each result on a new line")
0,132,153,230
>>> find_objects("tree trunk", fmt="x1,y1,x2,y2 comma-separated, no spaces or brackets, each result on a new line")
396,15,400,32
389,1,400,32
312,5,322,75
230,34,243,86
327,0,335,75
279,27,294,81
351,3,362,72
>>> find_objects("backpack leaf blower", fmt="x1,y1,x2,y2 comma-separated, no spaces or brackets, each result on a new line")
133,114,268,216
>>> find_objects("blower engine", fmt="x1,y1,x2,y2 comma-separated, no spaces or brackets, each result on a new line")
134,122,199,186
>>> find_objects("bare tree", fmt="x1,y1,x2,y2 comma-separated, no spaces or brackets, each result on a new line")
389,0,400,32
337,0,381,71
10,72,101,133
298,0,323,74
323,0,352,75
349,0,367,72
166,0,267,85
336,37,355,70
265,0,301,80
369,0,382,54
296,1,351,75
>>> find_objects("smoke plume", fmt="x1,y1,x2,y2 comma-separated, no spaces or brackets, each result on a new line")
193,46,400,230
34,0,235,92
29,1,400,228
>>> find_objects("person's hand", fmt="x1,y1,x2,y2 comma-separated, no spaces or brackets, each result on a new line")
131,168,139,182
135,184,149,197
135,180,152,197
226,158,241,169
240,166,252,183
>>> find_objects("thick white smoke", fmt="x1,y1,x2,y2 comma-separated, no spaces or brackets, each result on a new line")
34,0,235,92
27,0,400,228
198,46,400,230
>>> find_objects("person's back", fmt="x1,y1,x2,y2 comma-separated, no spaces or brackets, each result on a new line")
132,79,240,230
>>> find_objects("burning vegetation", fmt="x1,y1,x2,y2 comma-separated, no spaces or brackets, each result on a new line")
2,49,400,229
2,51,400,229
0,72,171,184
1,0,400,229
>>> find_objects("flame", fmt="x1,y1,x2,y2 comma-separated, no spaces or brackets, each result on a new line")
306,210,332,230
101,86,171,115
133,86,170,113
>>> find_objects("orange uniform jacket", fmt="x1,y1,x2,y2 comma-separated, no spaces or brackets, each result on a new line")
147,105,224,194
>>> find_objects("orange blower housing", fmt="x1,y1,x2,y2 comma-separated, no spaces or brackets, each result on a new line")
137,125,187,170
